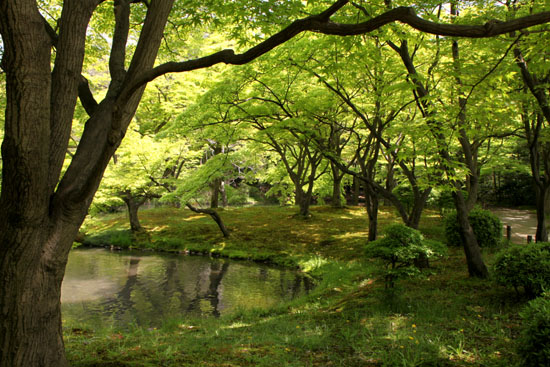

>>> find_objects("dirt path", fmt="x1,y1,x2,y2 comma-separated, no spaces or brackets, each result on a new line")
491,208,544,244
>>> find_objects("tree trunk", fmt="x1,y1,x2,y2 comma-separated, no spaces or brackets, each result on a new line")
330,163,344,208
406,188,431,229
352,176,360,205
331,175,344,208
0,223,80,367
122,195,145,233
221,180,228,207
534,185,549,242
297,193,312,217
365,184,379,241
453,190,489,278
210,178,221,209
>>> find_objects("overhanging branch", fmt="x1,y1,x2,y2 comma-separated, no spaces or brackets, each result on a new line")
120,2,550,103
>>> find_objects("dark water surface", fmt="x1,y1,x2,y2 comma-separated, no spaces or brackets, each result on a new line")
61,248,312,328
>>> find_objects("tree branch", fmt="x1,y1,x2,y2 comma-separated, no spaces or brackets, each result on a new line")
186,203,230,237
120,3,550,103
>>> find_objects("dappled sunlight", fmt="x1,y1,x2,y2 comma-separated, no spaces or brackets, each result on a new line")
332,232,368,240
222,322,252,330
182,214,210,221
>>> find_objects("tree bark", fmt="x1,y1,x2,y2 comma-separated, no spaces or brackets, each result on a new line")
0,226,78,367
365,184,379,242
295,186,313,218
122,195,146,233
330,163,344,208
453,189,489,278
210,178,221,209
406,188,431,229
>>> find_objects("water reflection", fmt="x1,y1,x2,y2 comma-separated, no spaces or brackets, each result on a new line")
61,248,312,328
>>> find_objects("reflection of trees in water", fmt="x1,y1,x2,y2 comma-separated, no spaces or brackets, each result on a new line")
99,257,142,324
84,253,311,326
187,260,230,317
98,257,232,324
279,270,314,299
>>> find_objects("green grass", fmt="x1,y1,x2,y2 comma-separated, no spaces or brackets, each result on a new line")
81,205,443,265
68,205,528,366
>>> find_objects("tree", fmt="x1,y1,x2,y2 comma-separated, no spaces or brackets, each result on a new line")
507,1,550,242
95,130,188,232
2,0,550,365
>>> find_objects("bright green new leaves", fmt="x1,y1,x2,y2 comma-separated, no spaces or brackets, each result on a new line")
365,224,446,288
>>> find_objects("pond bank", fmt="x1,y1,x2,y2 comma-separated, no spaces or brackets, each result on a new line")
80,205,445,269
69,206,527,366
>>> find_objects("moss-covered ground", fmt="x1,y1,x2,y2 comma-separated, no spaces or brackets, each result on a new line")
66,205,527,366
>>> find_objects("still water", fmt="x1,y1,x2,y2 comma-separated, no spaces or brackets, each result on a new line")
61,248,312,328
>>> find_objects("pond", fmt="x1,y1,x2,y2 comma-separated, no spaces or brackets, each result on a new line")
61,248,313,328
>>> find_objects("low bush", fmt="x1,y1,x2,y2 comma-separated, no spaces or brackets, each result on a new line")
517,292,550,367
493,242,550,298
365,224,447,288
444,208,501,247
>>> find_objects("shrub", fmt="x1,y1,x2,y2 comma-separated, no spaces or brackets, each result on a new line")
444,208,501,247
365,224,447,288
493,242,550,298
517,292,550,367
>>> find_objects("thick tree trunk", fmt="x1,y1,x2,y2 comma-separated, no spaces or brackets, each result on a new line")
330,163,344,208
295,182,314,218
297,194,312,217
122,196,146,233
453,190,489,278
331,174,344,208
406,188,431,229
0,223,80,367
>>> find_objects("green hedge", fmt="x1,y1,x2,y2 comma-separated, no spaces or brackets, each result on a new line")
444,209,501,247
493,242,550,298
518,292,550,367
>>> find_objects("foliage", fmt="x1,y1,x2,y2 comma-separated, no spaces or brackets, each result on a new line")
365,224,446,288
444,209,502,248
517,292,550,367
493,242,550,298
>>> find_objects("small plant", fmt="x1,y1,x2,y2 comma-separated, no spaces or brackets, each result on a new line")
444,208,501,247
493,242,550,298
517,292,550,367
365,224,446,288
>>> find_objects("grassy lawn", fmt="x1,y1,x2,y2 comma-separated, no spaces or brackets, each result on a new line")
66,205,527,366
